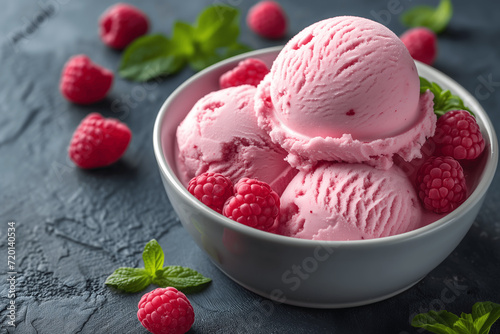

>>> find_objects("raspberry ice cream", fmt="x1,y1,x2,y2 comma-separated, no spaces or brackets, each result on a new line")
255,16,436,169
278,162,422,241
175,85,294,194
173,15,485,241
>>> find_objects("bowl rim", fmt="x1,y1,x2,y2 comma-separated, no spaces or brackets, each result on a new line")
153,45,499,249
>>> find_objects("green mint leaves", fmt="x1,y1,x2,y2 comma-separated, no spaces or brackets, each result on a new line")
401,0,453,34
412,301,500,334
105,239,211,293
119,5,251,81
143,238,164,275
420,77,472,117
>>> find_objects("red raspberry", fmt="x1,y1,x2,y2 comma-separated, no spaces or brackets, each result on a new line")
219,58,270,89
247,1,287,39
60,55,113,105
188,172,234,213
223,178,280,232
400,27,437,65
432,110,485,160
137,287,194,334
99,3,149,49
416,156,467,214
68,113,131,169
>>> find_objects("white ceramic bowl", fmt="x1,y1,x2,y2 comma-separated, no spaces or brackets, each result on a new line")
153,46,498,308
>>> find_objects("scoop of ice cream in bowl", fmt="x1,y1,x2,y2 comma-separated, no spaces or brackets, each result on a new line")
255,16,436,170
153,16,498,307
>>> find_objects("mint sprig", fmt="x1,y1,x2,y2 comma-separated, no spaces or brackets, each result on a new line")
105,239,211,293
118,35,186,82
401,0,453,34
420,77,473,118
119,5,251,81
412,301,500,334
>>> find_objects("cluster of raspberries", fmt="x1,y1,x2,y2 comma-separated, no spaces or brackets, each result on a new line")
416,110,485,213
188,173,280,232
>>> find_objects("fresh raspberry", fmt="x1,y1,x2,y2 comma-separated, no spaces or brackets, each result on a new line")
416,156,467,214
219,58,270,89
247,1,287,39
68,113,131,169
400,27,437,65
137,287,194,334
99,3,149,49
432,110,485,160
188,172,234,213
223,178,280,232
60,55,113,104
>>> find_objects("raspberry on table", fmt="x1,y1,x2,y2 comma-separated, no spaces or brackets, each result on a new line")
60,55,113,105
432,110,485,160
137,287,194,334
99,3,149,49
416,156,467,214
247,1,287,39
219,58,270,89
188,172,234,213
223,178,280,232
68,113,131,169
400,27,437,65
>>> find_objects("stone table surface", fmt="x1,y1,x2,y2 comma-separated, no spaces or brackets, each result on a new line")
1,0,499,333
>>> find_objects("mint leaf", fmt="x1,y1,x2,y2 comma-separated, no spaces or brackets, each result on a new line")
432,0,453,33
105,268,151,293
194,5,240,50
153,266,211,292
454,313,478,334
420,77,433,94
402,7,435,28
401,0,453,34
412,310,460,334
472,302,500,334
143,239,164,276
187,6,250,71
474,313,491,334
119,34,186,82
419,76,473,117
171,21,195,57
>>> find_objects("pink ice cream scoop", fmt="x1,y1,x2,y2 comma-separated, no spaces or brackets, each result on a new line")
175,85,295,194
278,162,423,241
255,16,436,169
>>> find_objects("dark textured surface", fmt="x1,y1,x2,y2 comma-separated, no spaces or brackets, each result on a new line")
1,0,499,333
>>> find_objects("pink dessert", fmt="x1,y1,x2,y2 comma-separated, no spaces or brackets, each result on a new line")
278,162,422,240
175,85,295,195
174,15,486,241
254,16,436,169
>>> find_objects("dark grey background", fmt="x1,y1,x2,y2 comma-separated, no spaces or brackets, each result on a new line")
1,0,499,333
